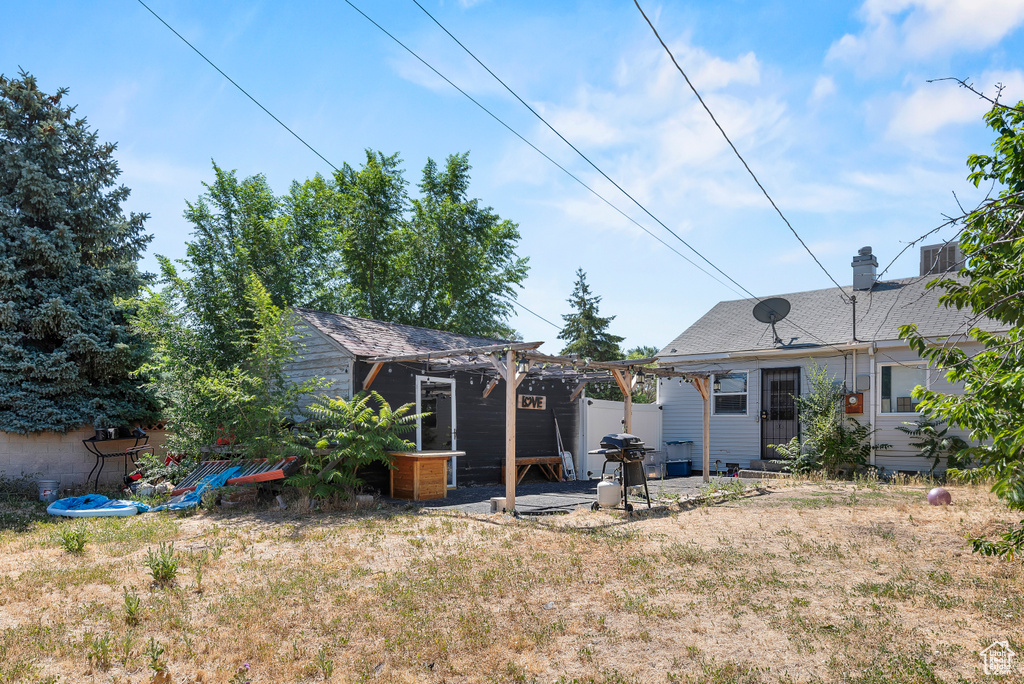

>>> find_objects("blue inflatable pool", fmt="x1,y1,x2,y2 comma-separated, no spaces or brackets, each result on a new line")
47,494,148,517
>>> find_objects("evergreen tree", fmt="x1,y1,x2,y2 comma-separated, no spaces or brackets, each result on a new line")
0,73,155,433
558,269,623,361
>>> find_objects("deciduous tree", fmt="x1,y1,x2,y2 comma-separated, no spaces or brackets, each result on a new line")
899,96,1024,558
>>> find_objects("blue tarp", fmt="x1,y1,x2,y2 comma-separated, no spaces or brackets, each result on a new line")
148,466,243,512
47,465,245,516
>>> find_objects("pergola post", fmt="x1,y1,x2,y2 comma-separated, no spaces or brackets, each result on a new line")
690,377,711,483
505,349,517,510
610,368,635,434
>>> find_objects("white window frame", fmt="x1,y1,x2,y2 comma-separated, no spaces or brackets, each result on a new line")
878,362,928,415
712,371,748,416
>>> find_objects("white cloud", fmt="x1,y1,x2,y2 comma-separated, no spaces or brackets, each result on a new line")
810,75,836,104
887,70,1024,139
828,0,1024,72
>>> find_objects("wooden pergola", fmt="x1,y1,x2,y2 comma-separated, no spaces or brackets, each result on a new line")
364,342,714,510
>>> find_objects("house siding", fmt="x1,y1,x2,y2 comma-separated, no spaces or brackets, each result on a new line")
661,345,975,475
286,319,354,406
355,361,579,489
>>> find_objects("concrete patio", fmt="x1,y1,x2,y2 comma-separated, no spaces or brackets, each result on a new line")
386,474,734,515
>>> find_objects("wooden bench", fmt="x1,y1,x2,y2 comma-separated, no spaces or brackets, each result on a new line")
501,456,564,485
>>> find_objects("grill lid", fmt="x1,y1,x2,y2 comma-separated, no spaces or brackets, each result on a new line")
599,433,645,451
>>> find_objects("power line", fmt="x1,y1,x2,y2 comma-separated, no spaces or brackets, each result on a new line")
139,0,850,356
634,0,851,305
410,0,758,301
504,296,562,331
339,1,747,299
135,0,338,172
408,1,854,356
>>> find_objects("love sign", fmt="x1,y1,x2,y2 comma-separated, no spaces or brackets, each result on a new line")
518,395,546,410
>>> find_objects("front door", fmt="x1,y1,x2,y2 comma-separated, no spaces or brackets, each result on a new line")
415,376,457,487
760,368,800,460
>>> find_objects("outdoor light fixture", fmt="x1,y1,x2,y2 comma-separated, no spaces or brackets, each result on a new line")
516,357,529,374
713,379,722,392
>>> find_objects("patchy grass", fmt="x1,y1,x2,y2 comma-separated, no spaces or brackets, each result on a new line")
0,481,1022,682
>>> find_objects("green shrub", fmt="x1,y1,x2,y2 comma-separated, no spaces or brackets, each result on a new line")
771,360,889,476
895,417,970,475
289,391,421,500
57,525,89,554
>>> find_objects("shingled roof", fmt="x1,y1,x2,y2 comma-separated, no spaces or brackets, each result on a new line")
659,276,1006,358
293,308,510,358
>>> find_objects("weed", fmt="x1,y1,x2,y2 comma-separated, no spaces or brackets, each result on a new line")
123,587,142,625
314,645,334,680
87,631,113,671
230,663,252,684
119,630,138,667
189,548,210,592
144,542,179,585
57,524,88,554
144,637,165,673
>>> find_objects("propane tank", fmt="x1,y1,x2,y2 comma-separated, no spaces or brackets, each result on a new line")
597,475,621,508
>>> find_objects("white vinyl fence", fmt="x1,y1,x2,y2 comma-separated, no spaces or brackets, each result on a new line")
577,398,663,479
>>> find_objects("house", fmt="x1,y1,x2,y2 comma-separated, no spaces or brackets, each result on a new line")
656,244,1003,475
287,309,580,490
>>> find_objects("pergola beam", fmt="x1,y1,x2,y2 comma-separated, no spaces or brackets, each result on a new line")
366,341,543,364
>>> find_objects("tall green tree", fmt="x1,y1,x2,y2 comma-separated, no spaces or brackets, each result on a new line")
333,150,408,321
0,73,156,432
400,153,529,338
899,98,1024,557
558,268,624,361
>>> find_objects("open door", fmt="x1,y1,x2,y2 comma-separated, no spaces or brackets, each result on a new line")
415,376,457,488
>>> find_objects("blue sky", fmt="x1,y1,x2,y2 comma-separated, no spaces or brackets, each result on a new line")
4,0,1024,352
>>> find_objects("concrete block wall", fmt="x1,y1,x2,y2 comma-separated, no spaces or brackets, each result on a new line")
0,425,168,490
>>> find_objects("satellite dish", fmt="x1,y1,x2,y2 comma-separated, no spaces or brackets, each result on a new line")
752,297,791,346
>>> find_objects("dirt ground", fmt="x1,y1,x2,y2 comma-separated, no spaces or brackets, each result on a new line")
1,479,1022,683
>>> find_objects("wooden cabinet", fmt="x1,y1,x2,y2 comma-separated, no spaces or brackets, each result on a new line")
388,451,464,501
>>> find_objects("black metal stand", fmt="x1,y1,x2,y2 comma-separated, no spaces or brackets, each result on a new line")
82,432,151,491
598,459,652,512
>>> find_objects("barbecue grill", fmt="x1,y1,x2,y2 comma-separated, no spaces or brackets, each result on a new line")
588,433,652,511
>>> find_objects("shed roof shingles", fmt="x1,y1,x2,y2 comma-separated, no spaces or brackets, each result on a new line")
659,277,1004,357
294,308,509,358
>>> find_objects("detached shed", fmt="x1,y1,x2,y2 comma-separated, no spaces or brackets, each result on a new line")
287,309,579,489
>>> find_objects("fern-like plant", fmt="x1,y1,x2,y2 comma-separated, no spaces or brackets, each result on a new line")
895,417,970,475
289,391,422,499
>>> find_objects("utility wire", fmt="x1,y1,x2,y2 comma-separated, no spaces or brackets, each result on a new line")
411,0,757,301
504,296,562,331
634,0,851,304
135,0,338,172
340,0,747,299
139,0,850,356
409,0,854,355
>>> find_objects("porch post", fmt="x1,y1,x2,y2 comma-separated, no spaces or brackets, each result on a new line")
690,376,711,483
505,349,517,510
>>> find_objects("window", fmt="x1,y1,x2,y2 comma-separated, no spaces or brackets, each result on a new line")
880,364,926,413
713,372,747,415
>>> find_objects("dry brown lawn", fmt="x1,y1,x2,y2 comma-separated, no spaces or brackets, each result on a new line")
1,480,1023,683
